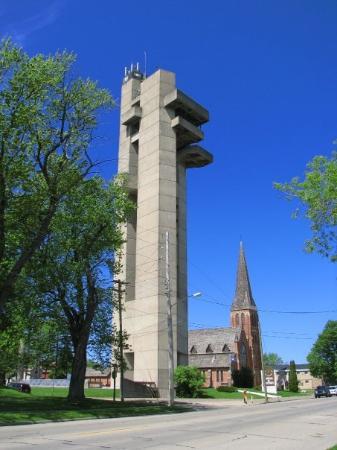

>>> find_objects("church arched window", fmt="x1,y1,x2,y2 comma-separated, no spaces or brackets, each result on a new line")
240,343,247,367
241,313,245,326
206,344,213,353
235,313,240,327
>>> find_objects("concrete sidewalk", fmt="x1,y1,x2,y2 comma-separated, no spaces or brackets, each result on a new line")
175,394,313,409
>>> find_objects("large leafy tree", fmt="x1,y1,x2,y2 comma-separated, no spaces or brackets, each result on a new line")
0,39,113,315
31,176,133,401
307,321,337,384
274,152,337,262
263,352,284,368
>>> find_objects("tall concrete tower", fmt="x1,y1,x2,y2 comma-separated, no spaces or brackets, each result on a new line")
230,242,262,386
117,66,212,398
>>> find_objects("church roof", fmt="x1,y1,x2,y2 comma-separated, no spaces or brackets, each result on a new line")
189,352,232,369
188,327,240,354
231,242,256,311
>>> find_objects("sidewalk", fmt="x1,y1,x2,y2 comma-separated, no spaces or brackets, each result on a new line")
174,394,313,409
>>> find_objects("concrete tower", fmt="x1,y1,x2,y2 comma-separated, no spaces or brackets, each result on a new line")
230,242,262,386
117,66,212,398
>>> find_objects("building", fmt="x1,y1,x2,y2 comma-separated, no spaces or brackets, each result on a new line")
84,368,111,388
189,328,239,388
188,242,262,387
274,364,322,391
116,66,213,398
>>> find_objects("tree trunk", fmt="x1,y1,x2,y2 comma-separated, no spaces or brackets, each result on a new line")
68,334,88,402
0,371,6,387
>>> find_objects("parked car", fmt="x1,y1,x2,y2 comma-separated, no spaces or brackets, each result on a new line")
7,382,31,394
327,385,337,396
314,386,331,398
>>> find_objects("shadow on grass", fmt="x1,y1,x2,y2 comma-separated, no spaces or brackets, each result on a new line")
0,388,189,426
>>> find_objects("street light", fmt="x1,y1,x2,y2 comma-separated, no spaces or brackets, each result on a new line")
189,292,202,298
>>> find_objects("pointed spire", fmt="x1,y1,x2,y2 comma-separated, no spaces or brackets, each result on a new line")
231,242,256,310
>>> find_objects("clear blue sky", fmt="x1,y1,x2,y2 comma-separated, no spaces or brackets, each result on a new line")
2,0,337,363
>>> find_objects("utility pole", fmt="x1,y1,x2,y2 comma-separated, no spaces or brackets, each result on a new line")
112,364,117,402
165,231,174,407
258,318,268,403
113,279,126,402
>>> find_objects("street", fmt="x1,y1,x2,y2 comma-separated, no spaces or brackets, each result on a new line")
1,397,336,450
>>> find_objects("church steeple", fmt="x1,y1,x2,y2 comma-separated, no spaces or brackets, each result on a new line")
231,242,256,311
230,242,261,387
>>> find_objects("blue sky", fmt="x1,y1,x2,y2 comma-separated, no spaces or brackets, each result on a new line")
2,0,336,363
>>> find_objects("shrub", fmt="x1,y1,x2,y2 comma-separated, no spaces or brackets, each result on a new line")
216,385,237,393
174,366,205,398
232,367,254,388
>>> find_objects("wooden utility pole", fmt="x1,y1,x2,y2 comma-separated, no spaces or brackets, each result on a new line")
117,279,124,402
165,231,174,407
258,318,268,403
112,364,117,402
113,279,126,402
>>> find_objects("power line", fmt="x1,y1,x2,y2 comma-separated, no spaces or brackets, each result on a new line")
190,295,337,315
263,334,314,340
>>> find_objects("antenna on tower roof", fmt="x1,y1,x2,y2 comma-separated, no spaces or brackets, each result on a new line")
123,61,145,84
144,51,147,78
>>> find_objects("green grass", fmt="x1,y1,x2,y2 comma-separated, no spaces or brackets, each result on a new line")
199,388,313,399
277,390,313,397
200,388,262,399
30,387,119,398
0,388,188,426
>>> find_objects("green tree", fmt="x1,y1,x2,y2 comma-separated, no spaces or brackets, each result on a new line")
307,320,337,384
274,152,337,262
31,176,133,401
232,367,254,388
0,291,73,385
174,366,205,398
0,39,113,315
263,352,284,368
288,360,299,392
0,302,23,385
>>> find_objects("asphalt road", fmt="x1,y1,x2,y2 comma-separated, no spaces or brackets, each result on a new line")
1,397,337,450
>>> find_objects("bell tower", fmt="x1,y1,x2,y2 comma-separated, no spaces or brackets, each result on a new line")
230,242,262,386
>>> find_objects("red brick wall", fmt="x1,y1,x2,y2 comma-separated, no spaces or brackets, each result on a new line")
231,310,262,386
201,368,232,388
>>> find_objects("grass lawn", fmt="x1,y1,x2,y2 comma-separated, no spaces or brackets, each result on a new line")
277,390,313,397
200,388,262,399
0,388,188,426
200,388,313,399
31,387,119,398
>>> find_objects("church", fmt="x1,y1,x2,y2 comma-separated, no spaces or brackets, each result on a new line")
188,243,262,387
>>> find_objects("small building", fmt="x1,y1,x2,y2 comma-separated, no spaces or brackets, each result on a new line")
85,368,111,388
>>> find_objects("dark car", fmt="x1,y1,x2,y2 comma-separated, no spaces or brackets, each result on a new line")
7,382,31,394
314,386,331,398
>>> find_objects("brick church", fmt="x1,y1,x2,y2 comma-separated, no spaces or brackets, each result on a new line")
188,242,262,388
